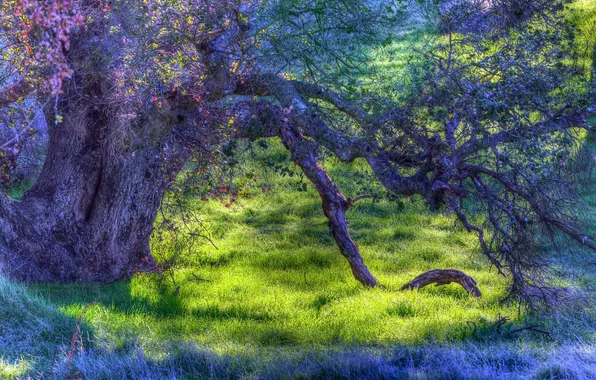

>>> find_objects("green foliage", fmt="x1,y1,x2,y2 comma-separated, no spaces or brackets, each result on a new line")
1,1,595,378
5,179,33,199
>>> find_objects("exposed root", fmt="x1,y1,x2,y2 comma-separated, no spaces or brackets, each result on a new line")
400,269,482,297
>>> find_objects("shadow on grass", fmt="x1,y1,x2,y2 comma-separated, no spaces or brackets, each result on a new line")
51,339,596,380
0,277,94,378
31,278,185,318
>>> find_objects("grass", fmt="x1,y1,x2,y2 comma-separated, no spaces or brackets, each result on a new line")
565,0,596,73
28,144,517,350
0,141,594,379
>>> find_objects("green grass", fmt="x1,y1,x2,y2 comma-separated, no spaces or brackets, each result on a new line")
0,141,592,378
29,144,516,351
566,0,596,74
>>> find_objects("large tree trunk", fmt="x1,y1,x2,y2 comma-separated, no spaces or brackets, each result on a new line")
0,78,184,282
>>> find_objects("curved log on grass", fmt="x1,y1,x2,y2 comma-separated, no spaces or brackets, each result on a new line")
400,269,482,297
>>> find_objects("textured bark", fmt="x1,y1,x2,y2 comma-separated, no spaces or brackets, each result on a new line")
400,269,482,297
0,76,187,282
279,122,377,287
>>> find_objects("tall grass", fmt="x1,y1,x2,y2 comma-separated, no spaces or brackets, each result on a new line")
0,270,594,379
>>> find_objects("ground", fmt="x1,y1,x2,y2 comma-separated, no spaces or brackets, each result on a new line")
1,138,595,379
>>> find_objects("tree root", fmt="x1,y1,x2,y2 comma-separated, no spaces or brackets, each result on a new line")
400,269,482,297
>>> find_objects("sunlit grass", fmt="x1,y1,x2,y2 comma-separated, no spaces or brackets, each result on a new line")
0,359,29,379
1,137,590,377
12,139,594,377
566,0,596,74
25,142,516,363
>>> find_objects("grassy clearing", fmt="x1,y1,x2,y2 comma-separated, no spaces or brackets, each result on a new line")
29,143,517,351
0,141,592,378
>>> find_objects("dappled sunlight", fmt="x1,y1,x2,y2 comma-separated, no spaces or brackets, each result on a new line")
28,163,521,360
0,359,30,378
7,136,591,377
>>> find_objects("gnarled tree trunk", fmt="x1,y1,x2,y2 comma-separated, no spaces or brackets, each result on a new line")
0,78,186,282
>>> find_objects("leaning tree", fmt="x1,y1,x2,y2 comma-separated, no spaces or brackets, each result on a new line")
0,0,594,300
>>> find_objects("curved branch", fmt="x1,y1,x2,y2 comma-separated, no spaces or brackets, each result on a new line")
292,80,413,128
262,74,429,196
346,194,372,209
279,121,377,287
291,81,371,124
230,74,596,297
400,269,482,297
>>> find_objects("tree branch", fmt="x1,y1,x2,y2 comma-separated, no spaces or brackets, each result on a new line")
457,110,590,158
279,119,377,287
291,81,371,124
400,269,482,297
346,194,372,209
0,78,34,108
261,74,429,196
463,164,596,250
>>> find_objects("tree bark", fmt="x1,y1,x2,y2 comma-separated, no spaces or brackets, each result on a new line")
400,269,482,297
279,122,378,287
0,76,187,282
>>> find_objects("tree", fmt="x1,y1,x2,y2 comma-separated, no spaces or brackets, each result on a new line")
0,0,593,301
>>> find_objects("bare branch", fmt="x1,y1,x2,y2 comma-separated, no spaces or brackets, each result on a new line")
400,269,482,297
346,194,372,209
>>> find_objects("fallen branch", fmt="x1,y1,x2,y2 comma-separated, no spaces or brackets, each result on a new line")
400,269,482,297
508,325,552,338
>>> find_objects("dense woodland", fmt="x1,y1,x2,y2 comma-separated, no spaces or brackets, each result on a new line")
0,0,595,378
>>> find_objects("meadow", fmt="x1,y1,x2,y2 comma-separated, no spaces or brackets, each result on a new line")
0,135,594,378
